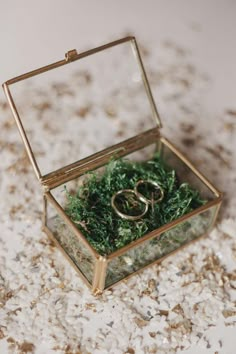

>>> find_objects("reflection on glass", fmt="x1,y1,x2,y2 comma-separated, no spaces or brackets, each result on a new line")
105,206,216,288
46,201,95,284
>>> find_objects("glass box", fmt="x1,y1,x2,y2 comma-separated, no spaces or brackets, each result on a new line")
3,37,222,294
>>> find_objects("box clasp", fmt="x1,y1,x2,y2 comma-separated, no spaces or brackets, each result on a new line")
65,49,78,62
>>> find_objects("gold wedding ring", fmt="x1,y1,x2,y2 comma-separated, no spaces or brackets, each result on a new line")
111,189,149,221
134,179,164,205
111,180,164,221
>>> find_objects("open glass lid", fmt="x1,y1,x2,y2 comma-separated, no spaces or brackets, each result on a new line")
3,37,161,184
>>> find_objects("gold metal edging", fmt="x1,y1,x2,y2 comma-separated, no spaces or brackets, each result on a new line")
209,199,222,231
2,83,42,180
131,38,162,128
44,191,100,258
92,259,102,293
43,225,92,289
160,136,222,198
98,257,108,291
42,195,47,227
92,256,108,294
4,37,135,86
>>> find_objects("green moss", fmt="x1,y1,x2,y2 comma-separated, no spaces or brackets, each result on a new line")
64,154,206,255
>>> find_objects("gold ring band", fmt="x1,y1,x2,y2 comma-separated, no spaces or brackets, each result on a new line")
134,179,164,205
111,189,149,221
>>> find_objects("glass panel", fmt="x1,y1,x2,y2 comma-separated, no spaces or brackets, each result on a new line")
105,205,218,288
46,198,95,284
8,40,158,176
160,140,217,200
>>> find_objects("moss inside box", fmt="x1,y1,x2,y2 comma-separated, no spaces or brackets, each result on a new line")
64,153,206,256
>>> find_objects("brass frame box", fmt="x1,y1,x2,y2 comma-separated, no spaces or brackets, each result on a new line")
3,36,222,294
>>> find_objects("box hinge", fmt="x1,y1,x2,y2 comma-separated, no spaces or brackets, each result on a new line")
65,49,78,62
